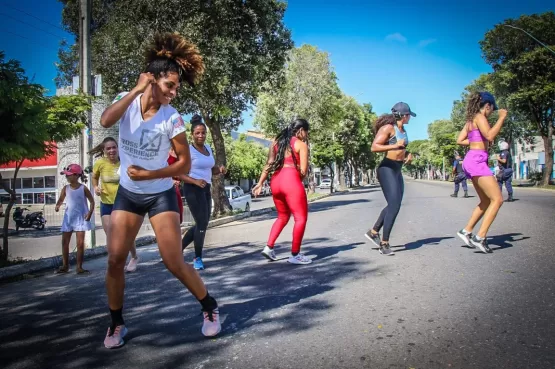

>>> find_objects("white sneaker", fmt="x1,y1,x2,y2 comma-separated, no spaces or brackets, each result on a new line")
288,253,312,265
202,308,221,337
261,246,277,261
125,257,139,272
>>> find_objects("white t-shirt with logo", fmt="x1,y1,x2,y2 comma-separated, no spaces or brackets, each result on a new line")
112,92,186,194
189,145,215,184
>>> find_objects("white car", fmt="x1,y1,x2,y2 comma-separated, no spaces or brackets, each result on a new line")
211,185,252,212
319,179,332,189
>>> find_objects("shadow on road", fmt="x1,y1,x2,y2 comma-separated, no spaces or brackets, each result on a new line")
0,237,374,369
309,199,370,213
487,232,529,251
394,236,454,252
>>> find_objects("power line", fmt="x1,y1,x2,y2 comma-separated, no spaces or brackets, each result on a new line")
0,29,55,51
0,11,68,40
1,2,67,32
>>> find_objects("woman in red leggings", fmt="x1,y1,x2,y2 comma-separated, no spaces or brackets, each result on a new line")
252,118,311,265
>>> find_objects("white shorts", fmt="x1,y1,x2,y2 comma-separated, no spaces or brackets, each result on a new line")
61,211,92,233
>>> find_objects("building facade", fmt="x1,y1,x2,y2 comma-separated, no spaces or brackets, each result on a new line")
512,136,555,180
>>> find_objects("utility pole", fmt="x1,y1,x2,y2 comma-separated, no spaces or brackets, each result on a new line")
79,0,95,248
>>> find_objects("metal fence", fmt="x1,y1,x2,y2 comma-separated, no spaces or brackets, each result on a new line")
5,198,194,229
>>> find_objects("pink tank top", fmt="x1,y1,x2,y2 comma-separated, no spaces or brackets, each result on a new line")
467,122,487,143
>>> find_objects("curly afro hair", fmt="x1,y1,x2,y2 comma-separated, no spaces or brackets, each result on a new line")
144,32,204,87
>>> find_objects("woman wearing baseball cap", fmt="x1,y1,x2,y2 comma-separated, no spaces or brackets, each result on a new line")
455,91,507,253
364,102,415,255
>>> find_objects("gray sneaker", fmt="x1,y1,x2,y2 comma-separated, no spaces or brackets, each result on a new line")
364,230,381,249
379,243,395,256
470,235,491,254
457,229,474,248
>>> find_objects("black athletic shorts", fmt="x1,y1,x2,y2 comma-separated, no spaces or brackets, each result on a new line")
113,185,180,218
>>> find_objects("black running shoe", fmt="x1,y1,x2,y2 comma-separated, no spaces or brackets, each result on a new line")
364,230,381,248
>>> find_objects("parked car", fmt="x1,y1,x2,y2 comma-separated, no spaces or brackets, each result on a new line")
211,185,252,212
251,181,271,196
319,179,332,189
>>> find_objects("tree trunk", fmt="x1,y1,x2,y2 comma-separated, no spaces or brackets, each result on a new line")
353,160,360,187
202,114,232,217
327,164,335,194
338,162,346,190
0,160,22,261
541,126,554,186
307,165,315,194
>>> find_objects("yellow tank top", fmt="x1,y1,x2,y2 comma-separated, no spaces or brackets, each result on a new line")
92,157,120,204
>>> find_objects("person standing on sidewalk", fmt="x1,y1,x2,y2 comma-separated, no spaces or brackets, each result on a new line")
364,102,415,256
254,118,312,265
99,32,221,349
179,115,226,270
451,152,469,198
54,164,95,274
455,92,507,253
496,141,514,202
91,137,139,272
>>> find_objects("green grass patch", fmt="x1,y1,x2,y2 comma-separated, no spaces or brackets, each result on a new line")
307,192,329,201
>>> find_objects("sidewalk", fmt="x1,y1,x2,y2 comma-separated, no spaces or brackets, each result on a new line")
0,190,341,281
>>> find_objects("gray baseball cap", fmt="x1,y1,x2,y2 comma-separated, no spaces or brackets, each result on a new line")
391,102,416,117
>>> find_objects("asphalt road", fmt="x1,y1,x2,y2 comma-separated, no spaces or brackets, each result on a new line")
1,180,554,369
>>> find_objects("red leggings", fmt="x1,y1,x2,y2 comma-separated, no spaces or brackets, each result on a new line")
267,168,308,254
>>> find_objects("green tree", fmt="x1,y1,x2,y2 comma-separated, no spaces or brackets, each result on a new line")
57,0,293,216
311,138,343,193
225,134,268,185
480,12,555,185
254,45,342,138
0,52,90,261
405,139,435,179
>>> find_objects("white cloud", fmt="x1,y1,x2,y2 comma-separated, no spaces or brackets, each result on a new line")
418,38,437,47
385,33,407,43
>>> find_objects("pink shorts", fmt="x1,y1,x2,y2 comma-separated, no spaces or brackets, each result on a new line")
463,150,493,179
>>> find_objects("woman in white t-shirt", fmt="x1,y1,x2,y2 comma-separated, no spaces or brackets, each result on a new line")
99,33,221,349
180,115,226,270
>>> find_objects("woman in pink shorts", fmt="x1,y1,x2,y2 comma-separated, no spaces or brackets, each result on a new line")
455,91,508,254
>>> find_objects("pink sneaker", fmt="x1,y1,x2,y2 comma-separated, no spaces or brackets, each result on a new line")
202,308,221,337
125,257,139,273
104,325,128,349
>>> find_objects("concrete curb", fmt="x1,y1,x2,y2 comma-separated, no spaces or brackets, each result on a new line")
0,190,339,282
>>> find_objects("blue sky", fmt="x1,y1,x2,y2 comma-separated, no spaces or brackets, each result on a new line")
0,0,551,140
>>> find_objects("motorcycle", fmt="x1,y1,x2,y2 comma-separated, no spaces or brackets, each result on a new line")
12,207,47,231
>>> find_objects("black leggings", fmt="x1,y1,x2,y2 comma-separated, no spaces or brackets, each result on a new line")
182,183,212,258
373,158,404,242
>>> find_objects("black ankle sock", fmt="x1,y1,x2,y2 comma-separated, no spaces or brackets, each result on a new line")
292,252,299,256
267,245,274,249
109,308,124,333
199,292,218,311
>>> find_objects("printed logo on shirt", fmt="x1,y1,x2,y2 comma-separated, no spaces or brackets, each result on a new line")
119,129,162,160
172,115,185,130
